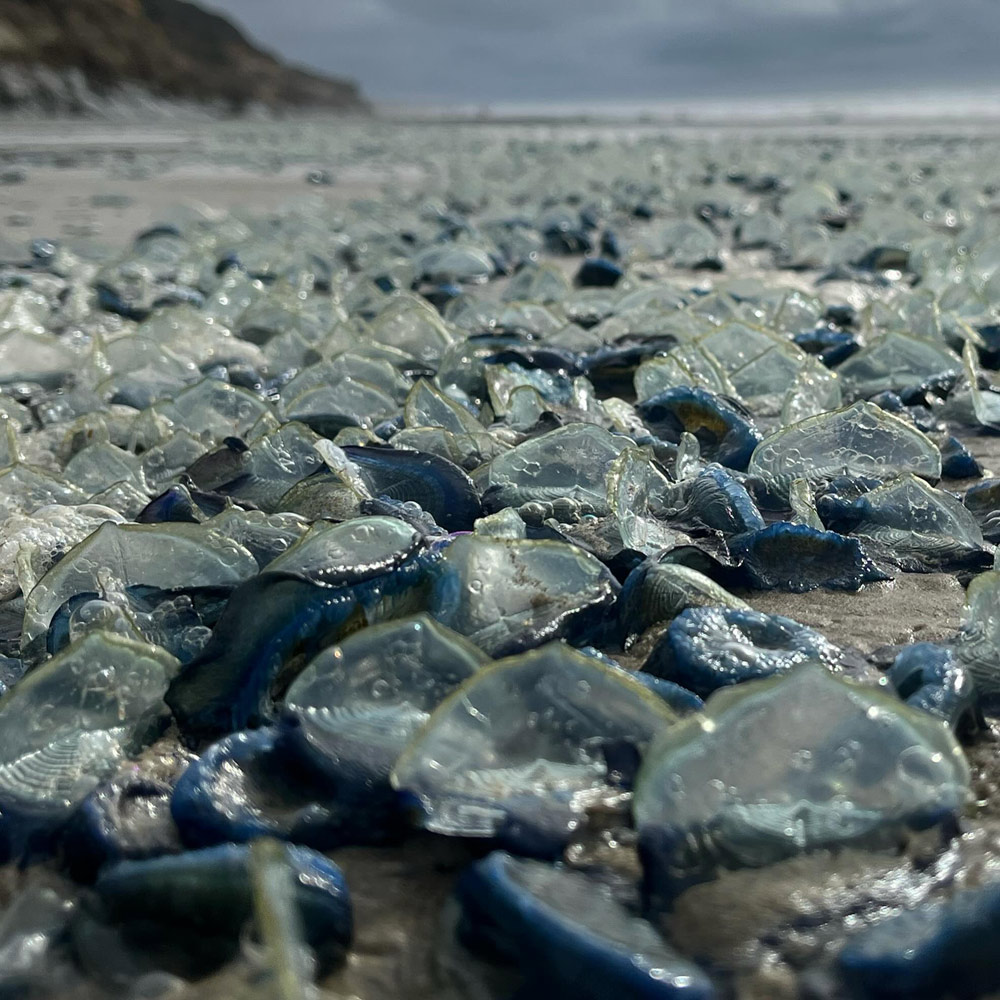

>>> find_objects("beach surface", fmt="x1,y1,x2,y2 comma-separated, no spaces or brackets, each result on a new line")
3,112,1000,1000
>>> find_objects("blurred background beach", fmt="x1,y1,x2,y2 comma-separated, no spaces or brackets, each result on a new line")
1,0,999,255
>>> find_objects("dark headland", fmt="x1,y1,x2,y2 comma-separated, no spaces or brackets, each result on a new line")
0,0,369,115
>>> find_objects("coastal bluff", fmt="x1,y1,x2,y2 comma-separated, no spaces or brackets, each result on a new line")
0,0,369,115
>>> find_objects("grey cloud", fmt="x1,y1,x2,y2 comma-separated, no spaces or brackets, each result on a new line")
644,0,1000,96
205,0,1000,103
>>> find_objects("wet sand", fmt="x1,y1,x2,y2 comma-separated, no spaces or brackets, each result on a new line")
0,118,421,252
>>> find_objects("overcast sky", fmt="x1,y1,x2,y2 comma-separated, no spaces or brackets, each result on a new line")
206,0,1000,106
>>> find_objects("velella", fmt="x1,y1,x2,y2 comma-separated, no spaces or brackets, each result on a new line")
635,666,970,904
835,331,960,398
72,841,352,981
477,422,627,515
457,851,715,1000
63,774,184,881
605,447,692,556
201,421,326,511
643,607,843,696
780,354,843,425
338,444,483,532
281,615,488,797
887,642,981,733
257,512,435,588
655,465,766,538
170,727,366,850
0,464,87,523
246,835,333,997
747,401,942,485
427,533,619,656
20,520,258,664
838,881,1000,1000
634,345,737,403
636,387,761,471
403,378,484,435
788,476,824,529
152,378,272,445
730,521,890,592
392,642,678,855
0,503,125,602
938,434,982,480
793,325,860,367
618,561,750,648
954,570,1000,698
200,505,309,567
820,473,992,573
166,516,440,740
0,631,178,857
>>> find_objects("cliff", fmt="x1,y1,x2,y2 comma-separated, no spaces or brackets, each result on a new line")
0,0,369,114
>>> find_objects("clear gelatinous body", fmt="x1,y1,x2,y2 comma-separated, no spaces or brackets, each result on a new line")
635,666,969,903
393,643,677,853
748,401,942,485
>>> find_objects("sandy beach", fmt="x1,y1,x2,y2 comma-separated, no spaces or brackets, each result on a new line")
3,111,1000,1000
